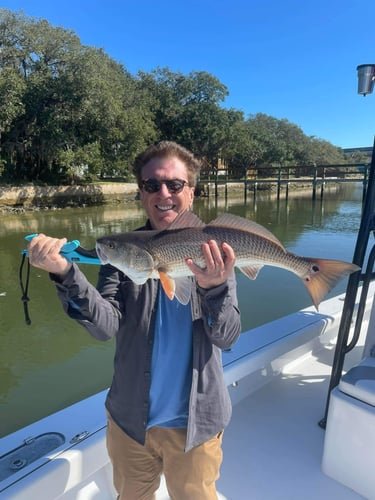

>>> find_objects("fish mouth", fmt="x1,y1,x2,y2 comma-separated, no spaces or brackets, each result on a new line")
95,244,109,264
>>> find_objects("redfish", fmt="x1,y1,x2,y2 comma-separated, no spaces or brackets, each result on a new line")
96,210,360,309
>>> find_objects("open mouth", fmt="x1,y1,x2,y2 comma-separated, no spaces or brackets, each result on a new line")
95,245,108,264
156,204,175,211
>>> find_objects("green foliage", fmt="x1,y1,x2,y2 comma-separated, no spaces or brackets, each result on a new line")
137,67,236,167
56,142,104,182
0,8,349,185
0,8,156,183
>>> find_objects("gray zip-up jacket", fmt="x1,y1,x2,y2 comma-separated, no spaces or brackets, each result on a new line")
52,225,241,452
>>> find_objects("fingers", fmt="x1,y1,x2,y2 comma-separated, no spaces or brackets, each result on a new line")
202,240,224,272
186,240,235,289
221,241,236,267
27,234,72,276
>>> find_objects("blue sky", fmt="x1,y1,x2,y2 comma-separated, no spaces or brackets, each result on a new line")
2,0,375,149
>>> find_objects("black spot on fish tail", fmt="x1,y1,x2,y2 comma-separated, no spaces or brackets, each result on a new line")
302,258,360,310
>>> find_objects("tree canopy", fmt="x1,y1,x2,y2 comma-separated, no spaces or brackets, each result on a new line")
0,8,348,184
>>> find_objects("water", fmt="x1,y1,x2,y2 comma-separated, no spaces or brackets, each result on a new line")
0,183,363,437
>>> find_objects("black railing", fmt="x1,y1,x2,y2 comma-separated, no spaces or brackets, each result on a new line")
319,138,375,428
199,163,371,201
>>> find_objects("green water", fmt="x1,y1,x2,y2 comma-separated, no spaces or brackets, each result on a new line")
0,183,362,437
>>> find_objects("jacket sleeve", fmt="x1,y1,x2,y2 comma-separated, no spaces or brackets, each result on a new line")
197,272,241,350
51,263,124,341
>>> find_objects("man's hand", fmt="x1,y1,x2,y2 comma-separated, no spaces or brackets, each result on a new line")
185,240,236,289
27,233,72,277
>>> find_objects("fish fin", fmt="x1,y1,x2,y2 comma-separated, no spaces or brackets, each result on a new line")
302,258,360,310
208,213,285,250
238,264,264,280
167,210,206,229
174,277,193,305
159,271,176,300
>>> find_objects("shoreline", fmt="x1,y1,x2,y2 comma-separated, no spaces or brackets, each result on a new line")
0,181,342,214
0,183,140,213
0,182,241,213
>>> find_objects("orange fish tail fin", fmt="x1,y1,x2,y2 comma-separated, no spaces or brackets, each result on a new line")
302,258,360,310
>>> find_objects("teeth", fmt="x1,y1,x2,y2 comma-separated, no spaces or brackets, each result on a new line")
157,205,174,211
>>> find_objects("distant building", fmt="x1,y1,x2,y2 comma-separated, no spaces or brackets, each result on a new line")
343,146,373,162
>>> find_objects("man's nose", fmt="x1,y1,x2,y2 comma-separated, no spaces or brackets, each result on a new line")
158,182,171,196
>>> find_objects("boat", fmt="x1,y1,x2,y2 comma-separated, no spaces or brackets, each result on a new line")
0,277,375,499
2,68,375,500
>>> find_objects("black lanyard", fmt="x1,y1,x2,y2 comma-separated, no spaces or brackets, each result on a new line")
19,253,31,325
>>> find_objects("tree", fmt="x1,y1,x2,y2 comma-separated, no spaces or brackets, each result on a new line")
0,8,157,183
137,68,237,167
222,119,265,174
304,137,346,165
0,9,350,185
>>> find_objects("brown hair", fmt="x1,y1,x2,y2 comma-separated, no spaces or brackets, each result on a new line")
133,141,201,188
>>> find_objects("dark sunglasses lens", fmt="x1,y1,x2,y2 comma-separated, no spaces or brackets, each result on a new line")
142,179,186,193
142,179,161,193
165,180,185,193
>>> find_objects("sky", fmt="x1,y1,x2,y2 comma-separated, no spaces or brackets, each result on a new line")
2,0,375,149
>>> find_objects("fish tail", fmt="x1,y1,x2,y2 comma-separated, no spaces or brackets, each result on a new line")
302,258,360,310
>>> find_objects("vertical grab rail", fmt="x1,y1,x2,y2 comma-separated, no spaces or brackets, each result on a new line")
319,136,375,428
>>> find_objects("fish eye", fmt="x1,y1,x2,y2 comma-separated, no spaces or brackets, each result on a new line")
108,242,115,249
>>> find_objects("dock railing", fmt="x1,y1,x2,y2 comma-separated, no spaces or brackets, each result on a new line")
199,163,370,201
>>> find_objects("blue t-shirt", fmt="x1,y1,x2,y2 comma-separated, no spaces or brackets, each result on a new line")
147,287,193,429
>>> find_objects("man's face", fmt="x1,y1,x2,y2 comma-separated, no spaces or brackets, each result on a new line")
139,156,195,230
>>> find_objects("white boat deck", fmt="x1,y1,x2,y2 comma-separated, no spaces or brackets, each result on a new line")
217,339,365,500
1,285,374,500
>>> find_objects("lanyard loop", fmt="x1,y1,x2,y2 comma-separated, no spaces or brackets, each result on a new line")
19,253,31,325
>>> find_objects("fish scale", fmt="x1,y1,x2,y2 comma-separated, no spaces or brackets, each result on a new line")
96,210,360,309
148,226,309,278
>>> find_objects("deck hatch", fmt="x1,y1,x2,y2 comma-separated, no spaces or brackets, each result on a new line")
0,432,65,481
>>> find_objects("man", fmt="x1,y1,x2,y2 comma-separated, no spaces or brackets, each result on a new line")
27,141,241,499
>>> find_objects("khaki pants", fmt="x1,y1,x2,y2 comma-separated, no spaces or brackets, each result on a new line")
106,412,223,500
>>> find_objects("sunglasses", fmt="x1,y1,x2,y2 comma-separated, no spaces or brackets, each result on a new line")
141,178,188,194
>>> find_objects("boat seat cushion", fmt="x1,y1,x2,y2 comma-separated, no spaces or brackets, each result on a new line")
339,356,375,406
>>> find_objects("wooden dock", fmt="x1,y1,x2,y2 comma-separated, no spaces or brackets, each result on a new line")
199,163,370,201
